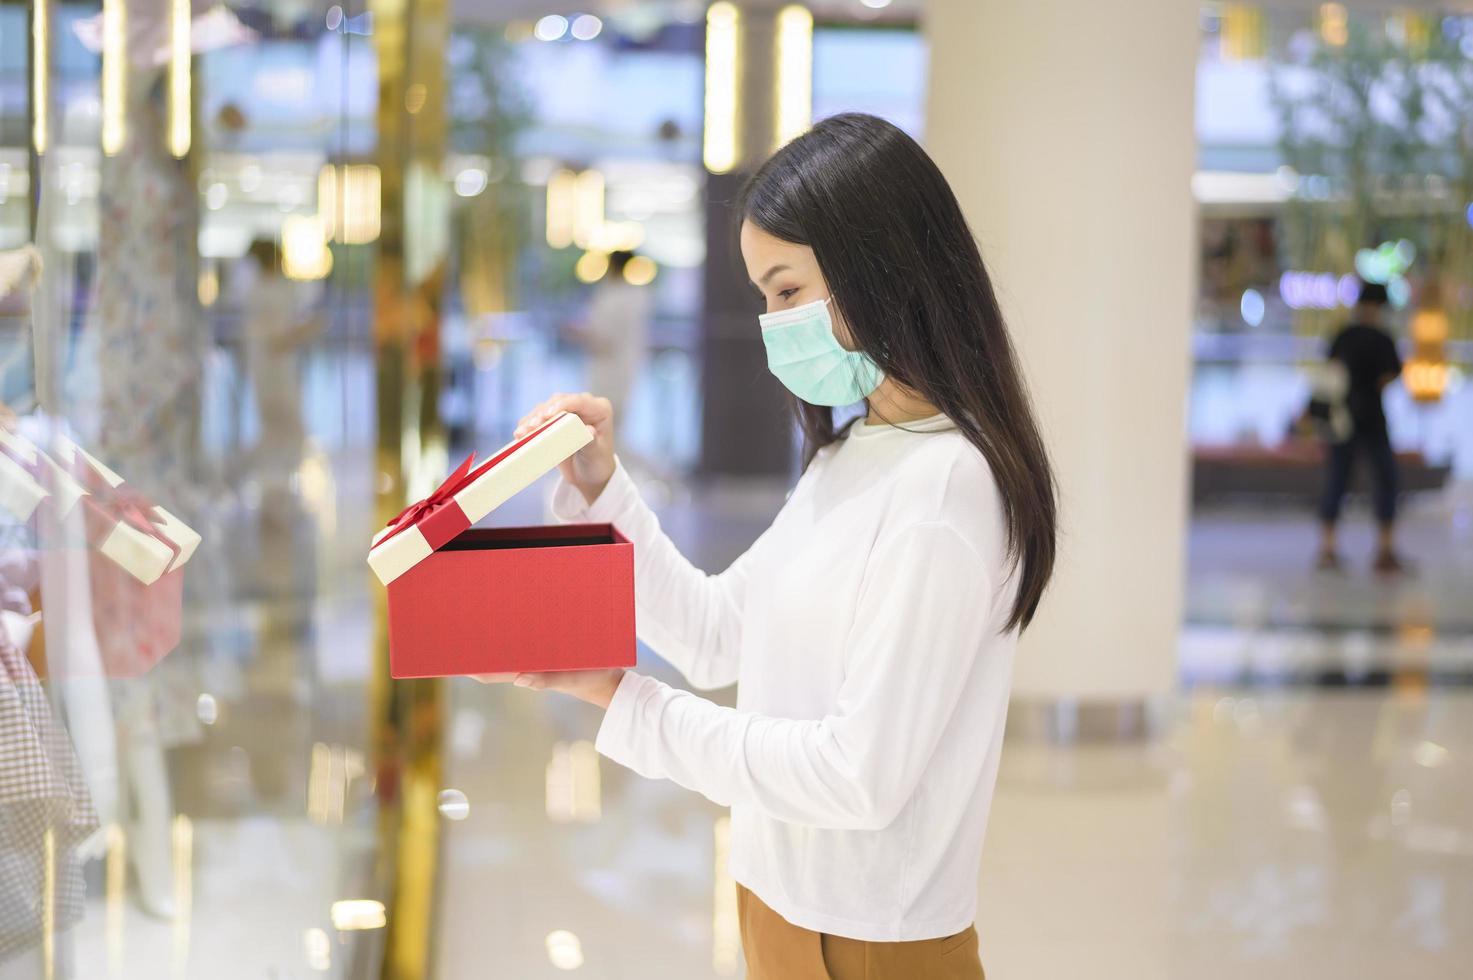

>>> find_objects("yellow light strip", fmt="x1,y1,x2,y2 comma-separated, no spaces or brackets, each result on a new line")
571,169,606,250
309,740,330,823
703,2,740,174
106,825,127,977
198,263,219,306
545,741,573,820
172,815,194,980
712,817,738,975
343,165,382,244
1219,4,1265,62
774,5,813,150
282,215,334,281
1319,3,1348,47
169,0,191,157
328,743,346,825
32,0,49,155
330,899,387,931
304,927,332,971
545,169,577,249
570,739,601,822
318,165,338,241
102,0,126,155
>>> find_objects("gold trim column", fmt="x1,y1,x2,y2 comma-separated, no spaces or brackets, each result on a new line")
699,1,799,478
369,0,451,977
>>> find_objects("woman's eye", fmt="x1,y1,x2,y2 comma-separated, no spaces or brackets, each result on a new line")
777,288,799,301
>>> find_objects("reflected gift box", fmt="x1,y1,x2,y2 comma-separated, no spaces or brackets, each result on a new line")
368,413,635,679
0,428,88,524
39,436,201,678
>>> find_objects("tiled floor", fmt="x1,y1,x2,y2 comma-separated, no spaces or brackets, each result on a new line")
1185,491,1473,634
34,446,1473,979
427,472,1473,979
430,683,1473,979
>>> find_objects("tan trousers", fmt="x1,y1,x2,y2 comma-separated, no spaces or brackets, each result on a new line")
737,885,985,980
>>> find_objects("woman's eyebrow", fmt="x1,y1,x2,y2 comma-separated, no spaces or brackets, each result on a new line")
757,263,792,285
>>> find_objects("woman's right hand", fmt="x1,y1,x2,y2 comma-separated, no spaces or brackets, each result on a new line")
515,392,617,504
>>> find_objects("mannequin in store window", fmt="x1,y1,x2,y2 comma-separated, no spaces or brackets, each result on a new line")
240,239,322,479
569,250,651,445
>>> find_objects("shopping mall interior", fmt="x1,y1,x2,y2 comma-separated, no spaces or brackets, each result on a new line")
1,0,1470,977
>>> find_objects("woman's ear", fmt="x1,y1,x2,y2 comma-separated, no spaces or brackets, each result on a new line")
829,300,862,353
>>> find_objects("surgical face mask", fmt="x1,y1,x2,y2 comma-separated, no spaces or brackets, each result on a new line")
758,297,884,407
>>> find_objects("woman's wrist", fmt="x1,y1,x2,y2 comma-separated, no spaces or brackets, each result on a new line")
592,669,625,709
507,668,626,709
574,463,617,506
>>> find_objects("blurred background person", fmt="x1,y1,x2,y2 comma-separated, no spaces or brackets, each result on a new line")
567,250,650,443
1317,281,1405,573
240,239,321,481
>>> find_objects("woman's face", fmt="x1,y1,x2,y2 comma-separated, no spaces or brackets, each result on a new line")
739,220,859,350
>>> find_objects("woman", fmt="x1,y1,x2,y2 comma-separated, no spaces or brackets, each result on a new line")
498,113,1056,979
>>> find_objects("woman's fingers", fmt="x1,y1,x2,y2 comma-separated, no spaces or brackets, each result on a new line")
471,672,550,690
515,393,614,439
514,394,572,437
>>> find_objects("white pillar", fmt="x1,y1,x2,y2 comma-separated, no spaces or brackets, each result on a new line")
926,0,1198,713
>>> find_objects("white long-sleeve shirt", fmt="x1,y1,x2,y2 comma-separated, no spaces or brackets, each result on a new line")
550,413,1018,941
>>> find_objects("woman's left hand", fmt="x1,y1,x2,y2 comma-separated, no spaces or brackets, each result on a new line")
473,669,625,709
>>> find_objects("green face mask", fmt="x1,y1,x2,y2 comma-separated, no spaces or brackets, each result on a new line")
758,297,884,407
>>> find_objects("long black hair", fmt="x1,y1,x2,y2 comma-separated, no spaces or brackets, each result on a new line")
740,113,1057,633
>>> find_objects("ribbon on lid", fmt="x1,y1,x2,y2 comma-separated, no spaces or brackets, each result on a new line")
0,432,36,471
378,451,488,553
0,431,47,521
65,446,185,577
95,488,183,570
375,412,573,552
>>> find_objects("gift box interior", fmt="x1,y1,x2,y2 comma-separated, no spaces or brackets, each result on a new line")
436,525,619,552
386,522,635,679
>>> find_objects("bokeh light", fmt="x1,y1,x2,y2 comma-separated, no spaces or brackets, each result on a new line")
534,14,569,41
1239,288,1265,327
623,255,658,286
437,789,470,820
575,250,609,283
545,930,585,970
570,14,602,40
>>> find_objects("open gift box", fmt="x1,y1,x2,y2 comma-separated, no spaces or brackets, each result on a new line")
368,413,635,679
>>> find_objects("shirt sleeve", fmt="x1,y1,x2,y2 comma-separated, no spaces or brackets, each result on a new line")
1326,328,1347,362
1380,333,1403,379
551,461,773,690
593,522,995,831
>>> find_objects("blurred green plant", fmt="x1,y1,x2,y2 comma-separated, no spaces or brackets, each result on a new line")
448,27,533,315
1268,13,1472,342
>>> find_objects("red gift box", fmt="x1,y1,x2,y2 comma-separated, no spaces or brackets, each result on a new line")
369,413,636,678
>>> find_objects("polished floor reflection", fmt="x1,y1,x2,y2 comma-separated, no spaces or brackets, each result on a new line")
426,473,1473,979
44,429,1471,979
431,678,1473,980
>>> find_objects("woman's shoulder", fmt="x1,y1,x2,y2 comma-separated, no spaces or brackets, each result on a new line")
884,432,1007,564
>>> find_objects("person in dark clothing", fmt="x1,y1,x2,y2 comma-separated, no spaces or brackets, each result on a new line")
1317,281,1405,573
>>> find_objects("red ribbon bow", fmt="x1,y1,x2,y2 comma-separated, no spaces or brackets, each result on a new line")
378,451,489,550
61,451,184,574
94,488,183,571
375,412,573,552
